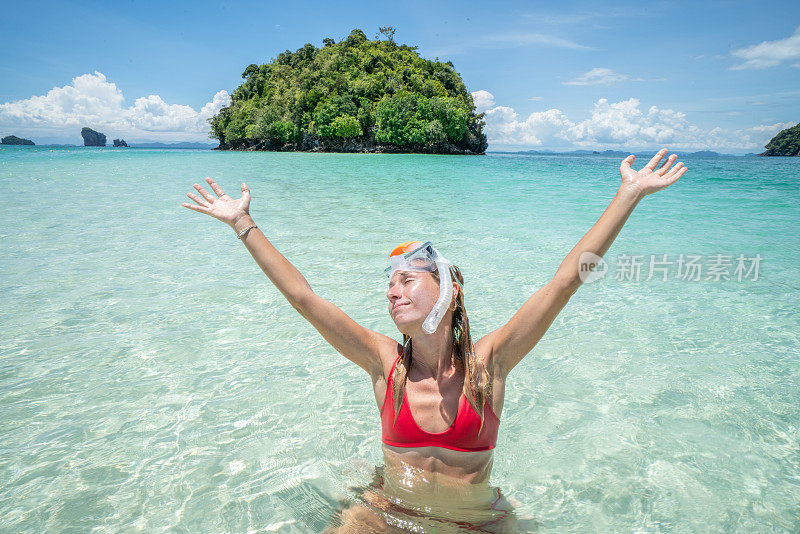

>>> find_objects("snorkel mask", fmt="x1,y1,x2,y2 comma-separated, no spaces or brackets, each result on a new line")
385,241,455,335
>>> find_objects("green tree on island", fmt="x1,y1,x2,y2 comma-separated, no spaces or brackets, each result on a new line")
761,122,800,156
209,28,488,154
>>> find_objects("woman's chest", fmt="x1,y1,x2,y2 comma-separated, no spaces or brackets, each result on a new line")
373,364,507,423
403,378,465,433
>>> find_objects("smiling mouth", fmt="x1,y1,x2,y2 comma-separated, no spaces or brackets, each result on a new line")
392,303,409,312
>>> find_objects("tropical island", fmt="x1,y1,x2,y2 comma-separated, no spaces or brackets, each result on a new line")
1,135,34,146
209,28,488,155
761,122,800,156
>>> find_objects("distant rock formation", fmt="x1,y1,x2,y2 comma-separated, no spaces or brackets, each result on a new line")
761,122,800,156
113,139,128,147
81,127,107,147
1,135,34,145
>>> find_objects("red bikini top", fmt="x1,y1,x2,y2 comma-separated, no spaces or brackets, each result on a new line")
380,348,501,452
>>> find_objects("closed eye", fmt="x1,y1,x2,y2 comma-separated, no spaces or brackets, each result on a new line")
389,273,414,288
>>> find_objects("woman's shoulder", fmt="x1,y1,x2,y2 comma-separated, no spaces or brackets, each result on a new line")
472,335,497,372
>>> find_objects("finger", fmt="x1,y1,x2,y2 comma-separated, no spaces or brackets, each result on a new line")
664,162,686,182
656,154,677,175
669,166,688,183
665,161,684,176
240,183,251,210
181,202,211,214
205,177,227,198
645,148,668,170
658,166,687,190
193,183,215,203
187,192,210,207
620,154,635,172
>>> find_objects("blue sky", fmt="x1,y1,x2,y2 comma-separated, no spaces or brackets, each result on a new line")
1,0,798,152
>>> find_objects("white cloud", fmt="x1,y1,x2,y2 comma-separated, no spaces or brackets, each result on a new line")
200,90,231,118
563,68,644,86
471,90,496,113
0,71,230,142
731,26,800,70
0,72,125,127
528,96,544,101
744,122,795,135
566,98,692,145
471,89,790,151
483,105,573,146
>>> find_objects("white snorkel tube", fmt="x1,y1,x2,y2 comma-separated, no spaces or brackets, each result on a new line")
422,249,453,334
385,241,455,335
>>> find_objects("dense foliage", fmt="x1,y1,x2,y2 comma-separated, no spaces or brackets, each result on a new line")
1,135,34,145
761,122,800,156
209,29,487,154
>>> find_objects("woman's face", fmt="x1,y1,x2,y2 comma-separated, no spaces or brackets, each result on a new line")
386,270,440,332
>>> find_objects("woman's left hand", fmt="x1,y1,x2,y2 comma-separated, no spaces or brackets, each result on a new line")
620,148,687,197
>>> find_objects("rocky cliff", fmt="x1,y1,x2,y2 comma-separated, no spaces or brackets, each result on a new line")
81,127,107,147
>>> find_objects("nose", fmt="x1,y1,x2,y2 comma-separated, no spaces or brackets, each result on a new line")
386,283,401,302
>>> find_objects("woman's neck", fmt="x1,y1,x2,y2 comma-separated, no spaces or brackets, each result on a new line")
408,331,458,380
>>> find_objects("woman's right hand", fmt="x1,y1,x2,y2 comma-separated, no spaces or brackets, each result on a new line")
181,177,251,228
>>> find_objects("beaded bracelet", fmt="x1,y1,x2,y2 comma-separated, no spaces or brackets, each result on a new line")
236,224,257,239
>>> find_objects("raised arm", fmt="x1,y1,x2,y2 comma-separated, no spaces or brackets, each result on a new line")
182,178,392,379
485,149,688,378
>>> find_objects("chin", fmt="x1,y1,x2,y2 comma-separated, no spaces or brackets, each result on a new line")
391,315,421,335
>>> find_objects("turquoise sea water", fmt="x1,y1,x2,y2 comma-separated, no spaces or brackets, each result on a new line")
1,146,798,532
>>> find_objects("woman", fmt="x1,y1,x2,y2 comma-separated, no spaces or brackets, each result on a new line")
182,149,687,532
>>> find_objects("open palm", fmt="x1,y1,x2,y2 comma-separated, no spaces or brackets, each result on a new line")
181,177,251,227
620,148,687,196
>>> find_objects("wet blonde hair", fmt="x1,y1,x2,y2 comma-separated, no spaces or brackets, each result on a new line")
391,264,493,433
